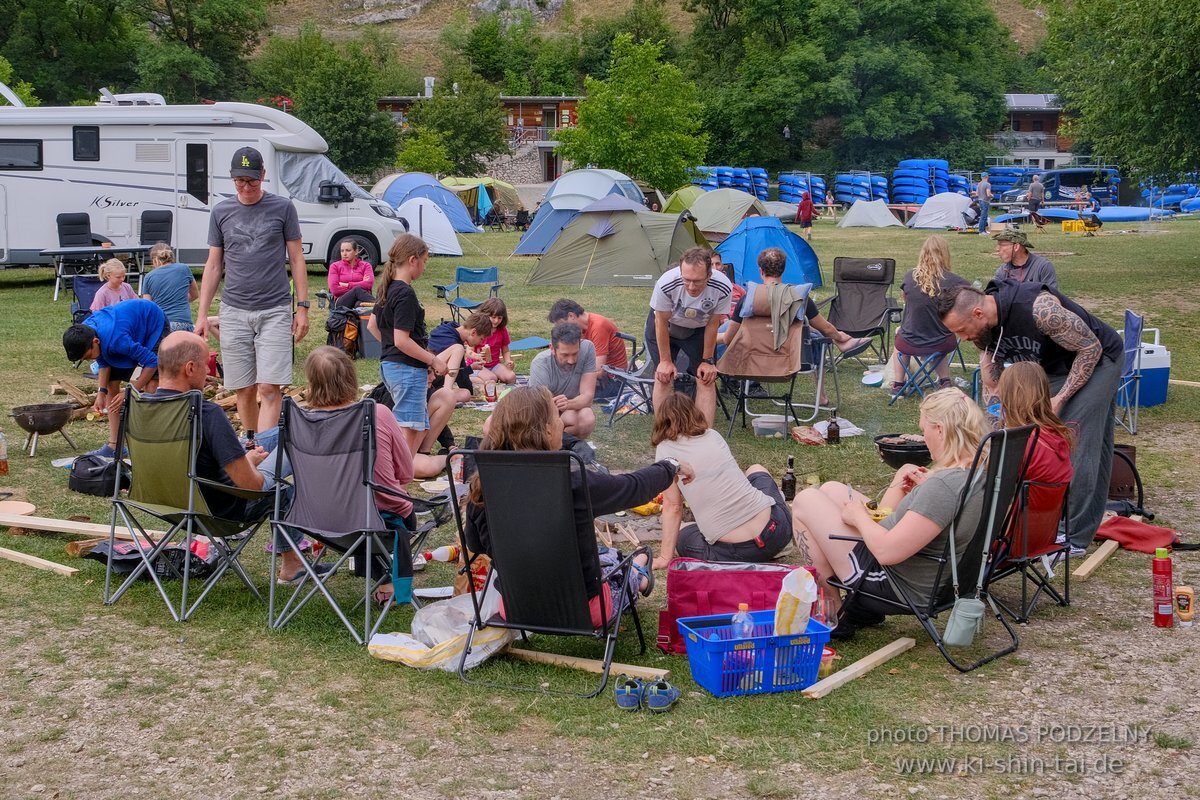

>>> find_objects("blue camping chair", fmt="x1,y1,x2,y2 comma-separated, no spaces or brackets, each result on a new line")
434,267,502,323
70,275,104,323
889,351,948,405
1116,310,1144,435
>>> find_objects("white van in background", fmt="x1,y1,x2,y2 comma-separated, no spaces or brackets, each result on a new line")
0,84,407,268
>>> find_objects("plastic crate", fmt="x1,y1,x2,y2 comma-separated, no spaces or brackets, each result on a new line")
678,610,831,697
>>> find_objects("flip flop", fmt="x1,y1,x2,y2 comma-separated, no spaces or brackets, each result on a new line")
838,337,873,358
275,561,334,586
614,674,646,711
642,680,680,712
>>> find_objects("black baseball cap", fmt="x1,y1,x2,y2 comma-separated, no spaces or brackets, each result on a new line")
230,147,264,179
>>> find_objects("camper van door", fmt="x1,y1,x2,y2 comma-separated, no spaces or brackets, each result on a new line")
0,186,7,263
175,140,211,262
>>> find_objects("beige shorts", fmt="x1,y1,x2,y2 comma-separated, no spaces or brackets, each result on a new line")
218,302,294,389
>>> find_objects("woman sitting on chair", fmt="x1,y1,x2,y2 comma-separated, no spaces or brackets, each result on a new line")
791,389,989,633
889,235,968,397
651,392,795,568
463,386,693,626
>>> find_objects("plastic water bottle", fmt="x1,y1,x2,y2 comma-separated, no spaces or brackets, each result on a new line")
424,545,461,563
732,603,755,639
730,603,758,690
0,430,8,476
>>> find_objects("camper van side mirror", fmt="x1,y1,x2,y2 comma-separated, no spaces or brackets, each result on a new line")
318,181,353,205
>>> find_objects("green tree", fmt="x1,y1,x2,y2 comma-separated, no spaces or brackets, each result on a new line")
405,71,509,176
249,21,335,101
396,129,454,175
0,55,39,106
0,0,138,104
293,52,399,175
1043,0,1200,176
579,0,678,81
556,35,707,190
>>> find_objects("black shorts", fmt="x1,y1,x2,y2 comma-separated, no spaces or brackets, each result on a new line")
674,471,793,562
108,321,170,382
799,220,812,229
643,310,705,375
842,541,906,615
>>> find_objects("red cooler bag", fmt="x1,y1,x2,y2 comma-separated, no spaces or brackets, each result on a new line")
656,558,815,655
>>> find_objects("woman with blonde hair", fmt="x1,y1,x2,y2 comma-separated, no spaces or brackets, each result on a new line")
141,242,199,332
792,388,990,633
889,234,968,397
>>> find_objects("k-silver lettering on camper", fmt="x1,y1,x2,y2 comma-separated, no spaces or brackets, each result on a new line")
90,196,140,209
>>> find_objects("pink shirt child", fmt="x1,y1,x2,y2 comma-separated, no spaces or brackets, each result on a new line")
327,259,375,299
91,282,138,311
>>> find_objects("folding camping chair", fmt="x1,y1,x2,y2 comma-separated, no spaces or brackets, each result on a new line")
1115,310,1144,435
69,275,104,323
267,398,445,644
828,424,1037,672
104,389,273,622
820,256,899,366
716,282,837,433
603,332,654,425
987,480,1071,623
139,209,173,245
889,351,949,405
53,212,107,301
447,449,649,698
434,266,502,323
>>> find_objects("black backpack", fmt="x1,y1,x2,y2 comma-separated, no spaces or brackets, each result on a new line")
69,454,130,496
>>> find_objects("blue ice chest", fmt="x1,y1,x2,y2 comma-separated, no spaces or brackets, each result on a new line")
1121,327,1169,408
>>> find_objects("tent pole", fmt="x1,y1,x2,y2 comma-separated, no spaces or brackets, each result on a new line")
579,238,601,289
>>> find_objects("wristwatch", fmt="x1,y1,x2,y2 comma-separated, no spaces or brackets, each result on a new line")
662,456,681,476
700,356,716,365
296,300,311,309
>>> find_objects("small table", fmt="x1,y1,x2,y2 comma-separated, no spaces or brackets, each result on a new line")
40,245,152,302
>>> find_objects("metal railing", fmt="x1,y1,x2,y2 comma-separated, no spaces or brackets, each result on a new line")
505,125,574,145
989,133,1059,151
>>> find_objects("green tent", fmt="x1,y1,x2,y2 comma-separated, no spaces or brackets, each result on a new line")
526,196,708,287
440,176,523,213
689,187,769,238
663,185,706,215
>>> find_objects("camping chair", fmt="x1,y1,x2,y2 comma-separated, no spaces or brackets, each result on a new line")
104,389,273,622
1116,310,1144,435
434,266,502,323
514,209,531,231
53,212,106,301
716,283,837,433
447,449,649,698
267,398,445,644
139,209,173,245
828,424,1037,672
888,351,949,405
987,480,1071,623
820,256,900,367
69,275,104,323
603,332,653,425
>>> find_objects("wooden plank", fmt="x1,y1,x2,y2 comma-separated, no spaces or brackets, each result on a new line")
56,379,93,407
0,513,163,542
1072,539,1120,582
64,536,108,557
506,647,669,682
802,637,916,699
1169,379,1200,388
0,546,78,576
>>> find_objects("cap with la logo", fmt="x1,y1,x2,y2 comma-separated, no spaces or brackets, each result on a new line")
230,147,264,179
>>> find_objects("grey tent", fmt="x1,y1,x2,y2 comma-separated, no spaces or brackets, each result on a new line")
907,193,973,229
526,195,708,287
838,199,903,228
763,200,800,221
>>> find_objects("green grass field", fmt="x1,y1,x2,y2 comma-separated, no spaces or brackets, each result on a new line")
1,218,1197,798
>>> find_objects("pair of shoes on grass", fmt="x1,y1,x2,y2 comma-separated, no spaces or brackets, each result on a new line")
614,674,679,712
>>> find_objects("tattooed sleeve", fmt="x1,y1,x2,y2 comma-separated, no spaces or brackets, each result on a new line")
1032,292,1101,405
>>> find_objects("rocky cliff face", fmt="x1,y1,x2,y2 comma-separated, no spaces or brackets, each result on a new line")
344,0,566,25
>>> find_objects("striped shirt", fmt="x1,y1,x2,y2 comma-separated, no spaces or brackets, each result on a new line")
650,267,733,330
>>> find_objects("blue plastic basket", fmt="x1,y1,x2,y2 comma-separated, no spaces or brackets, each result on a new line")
677,610,831,697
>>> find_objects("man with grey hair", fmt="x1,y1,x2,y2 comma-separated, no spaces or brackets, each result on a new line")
528,322,598,438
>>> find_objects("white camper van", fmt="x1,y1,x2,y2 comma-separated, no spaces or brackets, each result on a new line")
0,86,407,268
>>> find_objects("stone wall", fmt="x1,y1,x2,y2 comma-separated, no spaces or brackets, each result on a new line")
487,140,544,184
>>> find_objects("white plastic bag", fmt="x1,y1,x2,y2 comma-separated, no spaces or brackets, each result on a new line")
368,572,516,671
774,568,819,634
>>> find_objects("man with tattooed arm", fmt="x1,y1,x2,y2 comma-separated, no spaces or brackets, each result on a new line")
935,281,1122,554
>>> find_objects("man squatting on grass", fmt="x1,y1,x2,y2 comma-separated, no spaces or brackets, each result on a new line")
936,280,1122,552
195,147,311,452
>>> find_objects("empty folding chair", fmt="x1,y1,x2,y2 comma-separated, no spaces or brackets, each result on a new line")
603,332,655,425
434,266,502,323
139,209,173,245
988,480,1071,623
69,275,104,323
821,256,899,366
104,389,273,622
1115,310,1143,435
54,212,103,301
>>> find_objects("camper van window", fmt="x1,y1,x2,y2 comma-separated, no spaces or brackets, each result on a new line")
0,139,42,170
276,151,372,205
73,127,100,161
185,143,209,205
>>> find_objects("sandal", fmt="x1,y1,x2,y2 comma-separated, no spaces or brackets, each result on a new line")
630,560,655,598
837,337,873,358
275,561,334,586
642,680,681,712
373,586,395,608
614,674,646,711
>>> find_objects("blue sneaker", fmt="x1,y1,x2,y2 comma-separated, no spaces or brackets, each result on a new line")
642,680,680,712
613,674,646,711
87,444,127,459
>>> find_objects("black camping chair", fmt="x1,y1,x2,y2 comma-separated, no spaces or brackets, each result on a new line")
828,424,1037,672
820,256,900,366
140,209,174,245
54,212,110,301
447,449,649,697
603,332,654,426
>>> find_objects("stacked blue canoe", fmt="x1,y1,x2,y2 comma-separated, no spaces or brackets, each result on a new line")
749,167,769,200
986,165,1030,196
691,166,719,190
693,166,769,199
834,173,889,205
778,173,827,205
948,174,971,197
891,159,950,204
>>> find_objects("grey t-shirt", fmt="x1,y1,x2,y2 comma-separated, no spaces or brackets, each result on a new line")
879,467,984,600
207,192,302,311
899,269,969,349
1028,181,1045,202
528,341,596,398
994,253,1058,291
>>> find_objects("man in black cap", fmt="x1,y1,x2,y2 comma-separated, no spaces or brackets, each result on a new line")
936,280,1122,555
992,228,1058,290
195,146,310,451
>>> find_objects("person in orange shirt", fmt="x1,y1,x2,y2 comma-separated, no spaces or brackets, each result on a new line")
548,298,629,401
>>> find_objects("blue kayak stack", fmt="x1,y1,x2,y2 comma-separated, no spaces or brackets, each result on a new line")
986,165,1030,196
948,174,971,196
691,166,719,190
692,166,769,199
778,172,827,205
834,172,888,204
891,159,951,204
749,167,769,200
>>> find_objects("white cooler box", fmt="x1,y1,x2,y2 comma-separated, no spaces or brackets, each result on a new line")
1120,327,1169,408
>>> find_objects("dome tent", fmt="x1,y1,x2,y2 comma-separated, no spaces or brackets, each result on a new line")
907,193,973,229
689,188,769,238
663,185,707,214
526,195,707,287
440,176,523,218
371,173,481,233
395,197,462,256
715,216,822,288
514,168,645,256
838,199,903,228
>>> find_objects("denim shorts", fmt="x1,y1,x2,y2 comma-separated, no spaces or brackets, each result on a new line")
380,360,429,430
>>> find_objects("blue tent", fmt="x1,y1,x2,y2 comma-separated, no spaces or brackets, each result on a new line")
372,173,481,233
715,216,822,287
513,201,580,255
